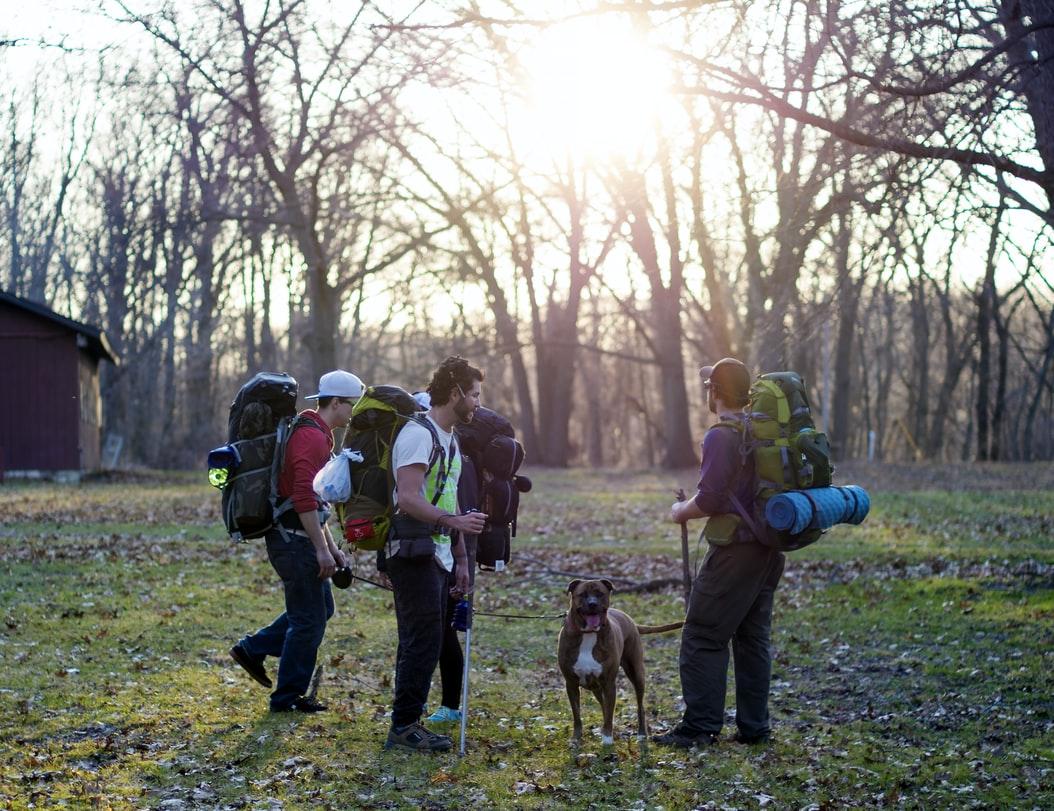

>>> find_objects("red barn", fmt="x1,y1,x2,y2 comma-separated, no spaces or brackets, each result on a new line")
0,291,119,480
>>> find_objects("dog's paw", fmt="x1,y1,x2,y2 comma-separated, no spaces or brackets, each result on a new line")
601,734,615,746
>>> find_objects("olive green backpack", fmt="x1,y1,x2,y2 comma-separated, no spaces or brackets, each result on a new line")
706,371,834,551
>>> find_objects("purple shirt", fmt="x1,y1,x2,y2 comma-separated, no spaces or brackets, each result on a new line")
693,419,756,527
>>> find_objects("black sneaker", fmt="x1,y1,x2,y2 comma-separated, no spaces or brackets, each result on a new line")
732,730,770,745
229,644,272,688
651,726,719,749
384,722,453,752
273,696,328,713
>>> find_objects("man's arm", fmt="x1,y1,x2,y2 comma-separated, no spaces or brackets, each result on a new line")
670,497,706,524
287,425,339,578
323,522,346,568
451,533,470,595
670,426,741,524
395,464,486,536
298,508,337,579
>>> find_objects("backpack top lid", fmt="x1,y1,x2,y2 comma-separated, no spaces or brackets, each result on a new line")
483,434,525,479
349,385,418,431
750,371,813,427
227,372,298,442
455,406,515,457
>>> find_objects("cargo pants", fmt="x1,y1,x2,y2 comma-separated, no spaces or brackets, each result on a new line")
678,541,785,739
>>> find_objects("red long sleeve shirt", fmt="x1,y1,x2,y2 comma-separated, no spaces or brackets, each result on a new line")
277,410,333,515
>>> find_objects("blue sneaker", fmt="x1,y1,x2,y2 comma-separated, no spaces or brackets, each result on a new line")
426,706,462,723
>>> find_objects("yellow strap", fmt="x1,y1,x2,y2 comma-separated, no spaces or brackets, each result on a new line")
756,380,791,424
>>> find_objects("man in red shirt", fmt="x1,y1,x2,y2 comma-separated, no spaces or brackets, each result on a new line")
230,370,363,712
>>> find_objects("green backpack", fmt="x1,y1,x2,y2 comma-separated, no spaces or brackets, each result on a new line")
336,385,448,552
708,371,834,551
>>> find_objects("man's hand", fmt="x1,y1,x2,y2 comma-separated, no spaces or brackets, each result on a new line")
331,547,348,569
452,566,471,597
446,511,487,535
315,548,337,580
671,496,705,525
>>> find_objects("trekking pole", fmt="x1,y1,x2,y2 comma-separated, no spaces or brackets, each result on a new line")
306,665,323,702
676,488,691,611
455,594,473,756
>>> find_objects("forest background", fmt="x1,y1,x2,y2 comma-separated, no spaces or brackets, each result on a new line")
3,0,1054,470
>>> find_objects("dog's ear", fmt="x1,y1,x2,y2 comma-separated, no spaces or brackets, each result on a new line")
601,579,615,593
567,579,582,594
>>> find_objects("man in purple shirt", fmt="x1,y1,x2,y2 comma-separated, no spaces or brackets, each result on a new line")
654,358,785,748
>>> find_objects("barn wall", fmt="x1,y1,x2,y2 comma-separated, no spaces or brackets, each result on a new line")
0,300,80,471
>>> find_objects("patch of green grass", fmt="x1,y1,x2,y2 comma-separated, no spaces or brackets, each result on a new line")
0,469,1052,808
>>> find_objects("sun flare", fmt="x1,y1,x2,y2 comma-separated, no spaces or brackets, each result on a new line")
516,18,674,163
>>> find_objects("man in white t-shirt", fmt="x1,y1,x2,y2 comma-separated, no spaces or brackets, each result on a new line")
383,356,487,753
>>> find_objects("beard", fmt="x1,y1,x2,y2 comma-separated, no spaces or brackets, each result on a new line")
454,397,476,424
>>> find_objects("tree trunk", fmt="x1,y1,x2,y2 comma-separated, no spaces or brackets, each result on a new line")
830,206,859,459
1002,0,1054,209
909,277,931,453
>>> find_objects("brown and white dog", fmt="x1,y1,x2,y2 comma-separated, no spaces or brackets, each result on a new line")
557,578,683,745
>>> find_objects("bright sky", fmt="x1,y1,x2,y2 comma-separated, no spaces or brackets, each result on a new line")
3,0,1047,304
512,14,677,165
4,1,124,58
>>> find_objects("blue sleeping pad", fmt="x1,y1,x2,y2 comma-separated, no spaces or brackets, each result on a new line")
764,485,870,535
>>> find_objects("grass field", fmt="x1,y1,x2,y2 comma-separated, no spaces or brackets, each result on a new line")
0,465,1052,809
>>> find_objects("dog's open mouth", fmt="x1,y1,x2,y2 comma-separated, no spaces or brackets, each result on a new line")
579,609,606,632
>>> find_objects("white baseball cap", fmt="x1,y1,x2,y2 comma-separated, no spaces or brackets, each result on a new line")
304,370,364,400
412,391,431,411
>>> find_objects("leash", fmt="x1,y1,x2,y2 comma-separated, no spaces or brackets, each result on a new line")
349,572,393,591
475,610,566,621
348,571,565,621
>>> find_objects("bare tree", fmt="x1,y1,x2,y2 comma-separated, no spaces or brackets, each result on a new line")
118,0,442,381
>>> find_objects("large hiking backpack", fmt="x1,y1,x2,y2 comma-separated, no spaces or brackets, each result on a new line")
456,406,529,570
338,385,451,552
207,372,319,542
712,371,834,552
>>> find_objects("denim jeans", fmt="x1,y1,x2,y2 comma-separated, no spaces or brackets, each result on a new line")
388,555,449,728
239,530,334,710
679,542,785,738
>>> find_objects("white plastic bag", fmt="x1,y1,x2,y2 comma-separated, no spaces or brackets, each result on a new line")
312,449,363,503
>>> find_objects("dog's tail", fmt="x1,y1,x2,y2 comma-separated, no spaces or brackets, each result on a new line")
636,621,684,635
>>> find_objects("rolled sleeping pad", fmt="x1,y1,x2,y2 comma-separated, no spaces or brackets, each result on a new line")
765,485,871,535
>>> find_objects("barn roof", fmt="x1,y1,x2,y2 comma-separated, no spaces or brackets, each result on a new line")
0,290,120,366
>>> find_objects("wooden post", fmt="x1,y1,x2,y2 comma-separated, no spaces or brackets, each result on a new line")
676,488,691,610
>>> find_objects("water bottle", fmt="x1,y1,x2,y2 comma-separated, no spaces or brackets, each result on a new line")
452,598,471,631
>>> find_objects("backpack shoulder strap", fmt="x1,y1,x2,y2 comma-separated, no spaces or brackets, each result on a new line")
272,415,328,528
712,416,768,543
407,415,457,506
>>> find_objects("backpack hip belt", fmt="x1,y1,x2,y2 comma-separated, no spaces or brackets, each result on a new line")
390,512,452,539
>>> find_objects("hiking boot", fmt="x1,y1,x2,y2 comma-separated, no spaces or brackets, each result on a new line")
651,726,719,749
732,730,771,745
426,706,462,723
229,644,272,688
272,696,328,713
384,722,453,752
